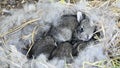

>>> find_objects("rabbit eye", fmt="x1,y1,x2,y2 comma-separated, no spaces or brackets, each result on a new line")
79,28,84,33
77,27,83,33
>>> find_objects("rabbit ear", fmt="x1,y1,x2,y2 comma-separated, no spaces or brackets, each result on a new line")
77,12,83,22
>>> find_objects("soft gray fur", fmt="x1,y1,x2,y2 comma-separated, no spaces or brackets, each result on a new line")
50,15,78,42
28,36,56,59
49,42,73,63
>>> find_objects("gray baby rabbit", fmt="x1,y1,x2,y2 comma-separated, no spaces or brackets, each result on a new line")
28,36,56,59
48,42,73,63
75,12,96,41
50,15,78,42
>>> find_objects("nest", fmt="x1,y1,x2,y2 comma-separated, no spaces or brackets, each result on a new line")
0,0,120,68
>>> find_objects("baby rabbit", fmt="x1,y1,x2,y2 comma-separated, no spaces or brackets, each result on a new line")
50,15,78,42
74,12,96,41
48,42,73,63
28,36,56,59
72,40,88,56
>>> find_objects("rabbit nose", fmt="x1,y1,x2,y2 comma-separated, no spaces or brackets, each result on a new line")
87,35,90,40
79,35,90,41
85,35,91,41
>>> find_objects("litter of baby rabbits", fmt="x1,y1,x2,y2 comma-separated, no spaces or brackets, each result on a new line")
0,0,120,68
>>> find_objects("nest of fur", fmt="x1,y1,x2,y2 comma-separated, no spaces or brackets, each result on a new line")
0,0,120,68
